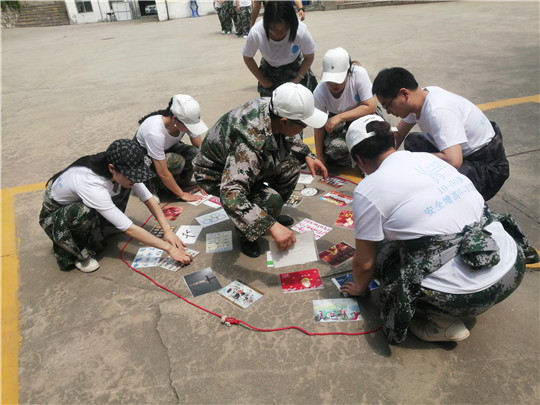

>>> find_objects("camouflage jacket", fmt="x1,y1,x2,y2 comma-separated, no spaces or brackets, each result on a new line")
194,98,313,240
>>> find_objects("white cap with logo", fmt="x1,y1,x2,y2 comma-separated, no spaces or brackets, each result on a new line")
321,47,350,84
270,83,328,129
171,94,208,136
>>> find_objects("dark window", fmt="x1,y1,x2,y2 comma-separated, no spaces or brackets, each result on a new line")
76,1,93,13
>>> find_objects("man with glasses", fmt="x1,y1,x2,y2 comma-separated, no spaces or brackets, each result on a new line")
193,83,328,258
372,67,509,201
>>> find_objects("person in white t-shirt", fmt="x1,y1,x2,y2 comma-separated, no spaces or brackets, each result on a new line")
39,139,193,273
135,94,208,203
233,0,252,38
250,0,306,29
341,114,532,344
372,67,509,201
313,47,377,167
242,1,317,97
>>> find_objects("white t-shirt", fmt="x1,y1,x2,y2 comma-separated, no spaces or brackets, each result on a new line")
136,115,197,161
238,0,251,7
403,86,495,156
242,20,317,67
353,151,516,294
51,166,153,231
313,65,374,115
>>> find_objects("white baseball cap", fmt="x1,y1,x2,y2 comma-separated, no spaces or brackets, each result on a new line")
270,83,328,129
321,47,350,84
171,94,208,136
346,114,386,167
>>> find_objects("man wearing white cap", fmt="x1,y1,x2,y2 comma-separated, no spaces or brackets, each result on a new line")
135,94,208,203
194,83,328,258
313,47,377,167
342,114,535,345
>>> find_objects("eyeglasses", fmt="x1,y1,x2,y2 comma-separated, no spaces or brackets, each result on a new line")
381,89,400,110
289,119,307,129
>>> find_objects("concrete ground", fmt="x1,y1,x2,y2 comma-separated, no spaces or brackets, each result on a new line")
2,1,539,404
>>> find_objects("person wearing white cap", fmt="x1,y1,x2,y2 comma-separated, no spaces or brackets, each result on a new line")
342,114,535,344
135,94,208,203
242,1,317,98
193,83,328,258
312,47,377,168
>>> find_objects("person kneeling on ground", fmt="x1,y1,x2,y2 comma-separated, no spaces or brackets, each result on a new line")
135,94,208,203
341,115,539,344
193,83,328,258
39,139,193,273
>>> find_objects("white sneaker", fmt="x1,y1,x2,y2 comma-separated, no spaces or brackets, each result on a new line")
74,256,100,273
409,315,470,342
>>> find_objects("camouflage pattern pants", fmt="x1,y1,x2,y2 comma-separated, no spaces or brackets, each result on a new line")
233,6,251,36
140,142,198,196
257,56,318,98
321,116,352,166
39,186,130,271
404,121,509,201
217,2,233,32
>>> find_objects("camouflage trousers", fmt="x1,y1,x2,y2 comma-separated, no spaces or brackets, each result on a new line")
404,121,509,201
233,6,251,36
257,55,318,98
321,117,352,166
374,206,531,344
137,140,198,197
39,185,130,270
217,2,233,32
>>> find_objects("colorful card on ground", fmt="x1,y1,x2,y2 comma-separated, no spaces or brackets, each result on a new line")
186,192,213,206
132,247,163,268
334,210,355,229
217,280,264,309
206,231,233,253
279,268,324,293
158,248,200,272
204,196,222,208
176,225,203,244
318,176,348,188
331,274,380,297
160,206,183,221
284,195,304,208
313,298,362,322
319,242,355,267
320,190,353,207
195,208,229,227
269,231,319,268
292,218,332,240
149,225,177,239
183,267,222,297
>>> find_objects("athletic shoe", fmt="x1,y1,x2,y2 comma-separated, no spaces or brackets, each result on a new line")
74,256,100,273
409,315,470,342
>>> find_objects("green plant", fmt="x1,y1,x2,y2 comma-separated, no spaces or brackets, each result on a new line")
1,1,22,12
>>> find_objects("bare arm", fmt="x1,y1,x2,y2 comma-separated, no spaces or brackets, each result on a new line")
340,239,377,296
189,135,202,149
250,0,262,27
291,53,314,84
434,144,463,168
395,120,415,149
152,158,203,202
314,127,326,164
293,0,305,20
243,55,272,89
325,97,377,133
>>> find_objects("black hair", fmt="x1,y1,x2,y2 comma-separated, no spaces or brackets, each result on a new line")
263,1,298,42
350,120,395,161
46,152,112,186
137,97,174,125
372,67,419,98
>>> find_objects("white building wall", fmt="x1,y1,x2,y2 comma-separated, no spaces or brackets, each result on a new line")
156,0,215,21
65,0,115,23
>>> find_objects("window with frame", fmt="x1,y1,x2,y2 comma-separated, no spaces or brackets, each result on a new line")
75,1,93,13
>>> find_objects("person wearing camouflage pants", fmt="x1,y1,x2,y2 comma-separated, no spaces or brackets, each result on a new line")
341,115,537,344
193,83,328,257
233,0,251,37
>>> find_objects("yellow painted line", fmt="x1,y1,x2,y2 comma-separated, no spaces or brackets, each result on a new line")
1,94,539,401
477,94,539,111
1,182,46,405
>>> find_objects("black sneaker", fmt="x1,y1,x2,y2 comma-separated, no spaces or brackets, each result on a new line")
237,234,261,258
276,214,294,227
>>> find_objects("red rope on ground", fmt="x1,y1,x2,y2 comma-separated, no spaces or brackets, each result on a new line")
120,200,382,337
